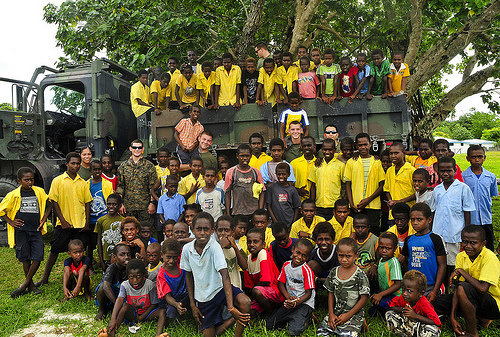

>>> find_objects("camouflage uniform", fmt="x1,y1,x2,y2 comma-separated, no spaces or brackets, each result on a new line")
116,157,157,223
385,310,441,337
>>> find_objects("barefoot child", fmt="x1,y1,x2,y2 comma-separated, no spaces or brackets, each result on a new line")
317,237,370,336
63,239,92,300
95,194,124,271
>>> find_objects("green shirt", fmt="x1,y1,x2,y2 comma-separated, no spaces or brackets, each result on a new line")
378,257,402,295
369,59,391,95
317,63,341,95
200,151,218,171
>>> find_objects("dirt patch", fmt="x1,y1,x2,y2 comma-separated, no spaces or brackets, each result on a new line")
14,308,92,337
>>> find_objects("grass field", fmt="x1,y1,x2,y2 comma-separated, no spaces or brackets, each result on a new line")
1,153,500,336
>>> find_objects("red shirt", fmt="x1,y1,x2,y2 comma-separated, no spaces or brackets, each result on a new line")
389,294,441,326
340,66,359,97
244,249,280,293
427,163,463,188
102,173,117,191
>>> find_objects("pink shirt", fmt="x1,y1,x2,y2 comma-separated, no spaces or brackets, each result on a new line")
298,72,320,99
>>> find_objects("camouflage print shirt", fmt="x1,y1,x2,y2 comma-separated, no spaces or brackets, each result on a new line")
116,157,157,212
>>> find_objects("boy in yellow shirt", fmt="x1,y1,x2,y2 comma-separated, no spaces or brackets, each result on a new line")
388,51,410,97
328,199,354,244
293,46,315,71
214,52,242,109
150,72,171,113
196,61,216,108
248,133,272,170
276,51,298,104
256,58,278,106
167,57,181,109
175,64,198,111
130,69,154,139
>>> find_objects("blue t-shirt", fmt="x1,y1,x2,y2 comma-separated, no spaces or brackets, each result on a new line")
157,265,188,301
355,64,371,94
89,181,107,224
270,238,299,271
157,193,186,222
402,232,446,286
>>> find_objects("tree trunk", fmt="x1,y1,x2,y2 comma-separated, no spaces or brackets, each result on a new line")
234,0,266,61
405,0,425,67
289,0,323,56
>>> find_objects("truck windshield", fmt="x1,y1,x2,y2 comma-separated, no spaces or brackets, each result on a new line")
44,85,85,118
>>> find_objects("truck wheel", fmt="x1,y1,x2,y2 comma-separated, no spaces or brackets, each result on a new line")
0,176,19,199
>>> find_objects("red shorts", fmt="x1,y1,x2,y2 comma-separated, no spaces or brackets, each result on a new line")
251,286,283,313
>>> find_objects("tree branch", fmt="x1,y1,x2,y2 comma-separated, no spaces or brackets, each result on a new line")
405,0,426,67
238,0,249,19
234,0,266,60
309,23,354,52
289,0,323,55
462,53,477,81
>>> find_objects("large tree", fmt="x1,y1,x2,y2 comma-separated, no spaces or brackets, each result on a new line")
44,0,500,135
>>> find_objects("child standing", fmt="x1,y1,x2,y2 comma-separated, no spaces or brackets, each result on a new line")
196,167,225,221
154,147,171,183
101,154,117,191
269,221,299,271
278,92,310,140
1,167,51,298
380,149,392,231
388,51,410,97
166,57,181,109
297,57,320,100
241,57,259,104
291,136,316,200
146,242,162,282
267,239,316,336
158,175,185,225
266,163,302,228
387,202,416,258
413,169,435,211
428,138,464,187
256,58,277,106
290,198,325,242
317,237,370,336
150,73,171,113
337,57,359,103
353,214,378,275
318,48,340,104
174,105,204,165
260,138,296,185
354,53,371,99
178,157,206,204
63,239,92,300
275,51,298,102
248,133,272,170
214,53,242,109
95,194,124,271
175,63,198,111
386,270,441,337
367,49,390,99
462,145,499,251
196,61,215,108
139,221,157,246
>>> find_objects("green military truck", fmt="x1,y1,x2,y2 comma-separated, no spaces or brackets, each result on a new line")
0,58,410,242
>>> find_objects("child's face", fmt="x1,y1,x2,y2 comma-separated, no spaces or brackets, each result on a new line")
291,243,311,267
101,156,113,173
204,170,217,186
147,247,161,266
219,163,229,177
378,238,396,261
164,224,174,239
356,56,367,69
297,48,307,58
381,155,391,171
140,226,152,240
300,59,309,73
247,232,265,255
273,230,290,248
340,59,351,74
213,59,222,69
68,244,84,264
157,151,169,167
418,143,432,160
114,247,131,268
168,159,180,175
355,137,371,157
246,63,256,74
237,149,252,166
270,145,284,161
389,146,405,165
289,97,301,111
91,162,102,179
107,198,120,216
19,172,34,190
461,231,485,259
433,143,449,159
128,269,146,289
192,218,213,245
184,210,197,227
264,63,275,75
438,162,456,184
402,279,422,305
160,78,170,89
162,250,180,269
301,203,316,223
190,106,201,122
173,223,189,240
66,157,81,175
234,221,247,239
392,54,403,68
337,244,357,269
216,220,232,241
182,68,193,81
276,168,290,184
301,138,315,157
393,212,409,233
334,205,350,224
273,54,283,67
311,50,321,64
322,142,335,161
122,223,139,242
249,137,263,155
139,74,148,86
223,58,233,71
340,144,354,160
253,214,269,230
372,53,383,67
323,54,334,67
168,59,178,72
166,182,178,196
315,233,334,254
289,124,303,140
412,174,428,193
467,149,485,169
282,56,292,68
190,160,203,175
353,219,370,241
410,210,432,233
203,66,212,79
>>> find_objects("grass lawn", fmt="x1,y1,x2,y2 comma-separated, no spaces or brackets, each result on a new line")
454,150,500,177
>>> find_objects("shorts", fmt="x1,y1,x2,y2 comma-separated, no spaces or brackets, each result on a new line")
14,230,44,262
50,226,87,254
316,207,334,221
251,286,283,313
95,282,121,311
445,242,460,266
196,286,243,331
386,310,441,337
69,273,92,295
176,145,200,165
163,294,190,318
266,303,313,335
129,306,159,321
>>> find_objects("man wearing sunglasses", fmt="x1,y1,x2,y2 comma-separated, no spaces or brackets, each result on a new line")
116,140,158,223
317,124,339,158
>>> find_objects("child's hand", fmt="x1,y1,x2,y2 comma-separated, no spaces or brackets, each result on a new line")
189,182,201,194
227,235,237,248
348,95,355,103
284,297,298,309
314,157,323,168
131,238,144,248
276,98,283,104
155,108,162,115
63,287,73,299
449,269,461,286
356,198,370,210
176,302,187,315
148,203,156,215
283,97,289,104
366,265,378,280
370,293,383,305
402,303,417,319
228,306,250,326
60,219,73,229
298,231,311,239
71,286,80,298
10,219,24,228
450,316,465,335
192,306,204,325
334,313,349,326
328,313,338,329
426,291,437,303
234,102,241,109
219,237,231,249
296,186,309,198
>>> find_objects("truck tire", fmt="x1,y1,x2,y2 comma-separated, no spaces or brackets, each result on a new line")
0,176,18,234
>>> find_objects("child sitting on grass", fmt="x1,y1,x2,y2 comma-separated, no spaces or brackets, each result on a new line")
317,237,369,336
95,194,124,272
307,222,339,288
269,221,298,271
63,239,92,301
118,217,146,262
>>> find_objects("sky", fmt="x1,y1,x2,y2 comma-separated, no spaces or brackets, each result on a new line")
0,0,491,119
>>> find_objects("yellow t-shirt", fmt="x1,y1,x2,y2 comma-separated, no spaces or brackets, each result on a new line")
290,215,326,244
130,81,151,117
167,69,181,102
215,65,242,106
293,60,316,71
343,157,385,210
178,173,205,204
329,216,354,245
176,74,198,104
239,226,275,255
308,158,345,208
387,224,416,257
414,156,437,169
455,247,500,310
49,172,93,228
155,165,170,180
384,162,416,219
257,67,278,106
276,65,299,94
388,63,410,93
291,155,316,201
196,71,216,100
249,153,272,170
150,80,170,110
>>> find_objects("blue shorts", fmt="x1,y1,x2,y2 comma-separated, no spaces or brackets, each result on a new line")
196,286,243,331
95,282,120,311
15,229,44,262
162,294,190,318
128,306,159,322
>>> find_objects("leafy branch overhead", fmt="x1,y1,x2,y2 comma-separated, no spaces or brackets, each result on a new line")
44,0,500,134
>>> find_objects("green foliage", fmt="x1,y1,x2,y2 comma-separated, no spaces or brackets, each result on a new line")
482,127,500,144
50,86,85,117
434,109,500,140
0,103,15,111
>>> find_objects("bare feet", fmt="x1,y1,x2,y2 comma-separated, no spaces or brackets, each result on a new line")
95,311,106,321
97,327,109,337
